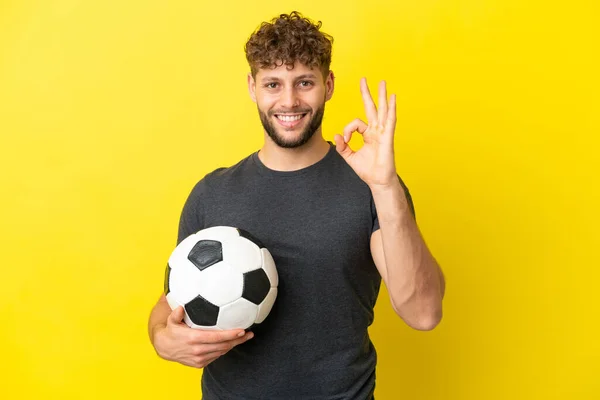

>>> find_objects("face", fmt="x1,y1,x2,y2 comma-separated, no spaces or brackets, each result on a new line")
248,62,334,148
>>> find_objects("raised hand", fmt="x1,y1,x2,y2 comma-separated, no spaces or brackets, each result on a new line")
333,78,398,189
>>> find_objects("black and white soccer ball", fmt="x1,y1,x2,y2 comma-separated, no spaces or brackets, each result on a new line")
164,226,278,330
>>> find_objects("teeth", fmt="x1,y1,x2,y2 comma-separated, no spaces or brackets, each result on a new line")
277,114,303,122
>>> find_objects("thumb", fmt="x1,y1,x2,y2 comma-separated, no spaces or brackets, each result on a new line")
334,134,353,159
168,305,186,325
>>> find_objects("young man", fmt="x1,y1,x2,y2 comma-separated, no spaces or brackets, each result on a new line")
148,11,445,400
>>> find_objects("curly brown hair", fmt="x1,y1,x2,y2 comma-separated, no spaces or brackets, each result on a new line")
244,11,334,80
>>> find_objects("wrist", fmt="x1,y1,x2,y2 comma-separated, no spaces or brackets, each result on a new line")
369,178,402,197
370,179,413,223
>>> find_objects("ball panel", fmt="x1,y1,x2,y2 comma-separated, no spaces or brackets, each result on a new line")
260,248,279,287
236,228,265,248
255,287,278,324
185,319,222,330
217,298,258,330
165,292,182,311
242,269,271,305
168,260,206,304
223,237,262,273
185,295,220,326
196,262,244,306
194,226,240,242
188,240,223,271
168,233,202,269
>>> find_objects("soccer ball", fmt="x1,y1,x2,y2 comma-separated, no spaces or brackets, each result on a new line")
164,226,278,330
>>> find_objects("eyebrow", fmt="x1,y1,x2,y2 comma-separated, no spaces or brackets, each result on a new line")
260,73,318,83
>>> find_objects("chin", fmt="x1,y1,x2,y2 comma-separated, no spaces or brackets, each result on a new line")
259,105,323,148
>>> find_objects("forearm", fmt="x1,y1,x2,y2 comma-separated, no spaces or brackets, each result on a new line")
148,294,171,344
371,179,445,330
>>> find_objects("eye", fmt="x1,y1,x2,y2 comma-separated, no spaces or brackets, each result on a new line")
299,81,313,87
265,82,278,89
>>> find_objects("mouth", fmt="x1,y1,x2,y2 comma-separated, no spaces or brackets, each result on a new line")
273,113,308,128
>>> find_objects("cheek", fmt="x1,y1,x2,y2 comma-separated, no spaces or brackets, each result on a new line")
256,94,277,111
307,92,326,108
310,86,326,100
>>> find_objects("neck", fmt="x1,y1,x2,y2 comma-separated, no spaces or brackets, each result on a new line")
258,133,330,172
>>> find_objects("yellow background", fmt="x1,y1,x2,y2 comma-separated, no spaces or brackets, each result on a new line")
1,0,598,398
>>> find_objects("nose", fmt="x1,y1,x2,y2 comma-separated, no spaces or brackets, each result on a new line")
279,86,300,109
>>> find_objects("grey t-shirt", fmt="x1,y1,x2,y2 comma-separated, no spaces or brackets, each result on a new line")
177,142,414,400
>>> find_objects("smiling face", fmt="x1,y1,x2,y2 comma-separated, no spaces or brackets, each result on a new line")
248,62,334,148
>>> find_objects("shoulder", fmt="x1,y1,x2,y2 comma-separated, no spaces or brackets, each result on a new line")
328,149,372,190
188,153,256,195
329,148,416,217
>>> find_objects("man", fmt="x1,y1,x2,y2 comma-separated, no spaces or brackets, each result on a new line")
148,11,445,400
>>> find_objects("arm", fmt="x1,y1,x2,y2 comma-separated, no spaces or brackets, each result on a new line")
333,78,445,331
146,177,251,366
370,180,445,331
147,294,172,345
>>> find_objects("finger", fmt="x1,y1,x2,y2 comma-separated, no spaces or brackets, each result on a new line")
360,78,378,124
206,349,227,358
386,94,397,137
202,351,226,362
196,331,254,354
187,352,223,369
378,80,388,126
191,328,247,344
342,118,368,143
227,331,254,348
206,331,254,353
197,354,222,368
334,134,353,160
168,306,186,325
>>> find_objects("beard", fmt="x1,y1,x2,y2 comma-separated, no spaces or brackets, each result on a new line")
258,101,325,149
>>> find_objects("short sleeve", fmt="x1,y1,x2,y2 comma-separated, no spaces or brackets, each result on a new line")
372,174,416,233
176,178,209,244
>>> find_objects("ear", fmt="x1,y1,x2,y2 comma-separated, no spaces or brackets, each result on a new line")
248,73,257,103
325,70,335,102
